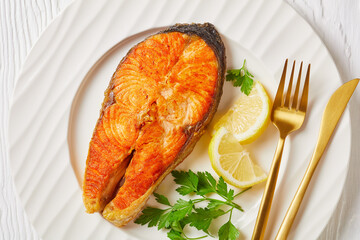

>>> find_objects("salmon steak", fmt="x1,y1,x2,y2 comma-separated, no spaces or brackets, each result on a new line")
82,23,226,227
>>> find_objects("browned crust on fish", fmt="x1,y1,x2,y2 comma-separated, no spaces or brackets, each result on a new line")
83,23,226,226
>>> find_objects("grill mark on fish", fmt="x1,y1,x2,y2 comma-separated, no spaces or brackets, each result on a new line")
83,23,226,226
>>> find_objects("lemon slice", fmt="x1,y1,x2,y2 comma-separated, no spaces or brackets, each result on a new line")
214,81,271,144
209,127,267,188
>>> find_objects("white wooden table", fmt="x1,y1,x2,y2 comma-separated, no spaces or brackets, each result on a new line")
1,0,359,239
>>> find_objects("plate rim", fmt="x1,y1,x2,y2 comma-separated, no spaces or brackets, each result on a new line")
8,0,351,239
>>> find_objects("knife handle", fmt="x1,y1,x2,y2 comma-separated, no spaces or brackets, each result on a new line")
275,151,321,240
275,78,359,239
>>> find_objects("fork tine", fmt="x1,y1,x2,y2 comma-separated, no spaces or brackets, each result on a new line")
291,62,303,109
284,61,296,108
273,59,288,108
299,64,311,112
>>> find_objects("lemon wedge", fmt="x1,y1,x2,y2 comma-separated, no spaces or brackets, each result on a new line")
214,81,271,144
209,127,267,188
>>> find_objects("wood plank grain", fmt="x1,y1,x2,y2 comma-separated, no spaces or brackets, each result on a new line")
288,1,360,239
1,0,360,239
0,1,72,239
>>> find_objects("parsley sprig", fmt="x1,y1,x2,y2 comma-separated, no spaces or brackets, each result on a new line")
135,170,250,240
226,59,254,95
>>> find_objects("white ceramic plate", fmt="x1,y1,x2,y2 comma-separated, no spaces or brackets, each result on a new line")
9,0,350,239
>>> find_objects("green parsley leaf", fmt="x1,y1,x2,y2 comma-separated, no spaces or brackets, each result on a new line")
172,170,198,195
226,59,254,95
153,193,171,206
135,171,249,240
205,171,217,188
227,189,235,201
215,177,236,201
170,199,194,222
134,207,166,227
158,211,173,230
226,69,241,80
197,171,216,196
175,186,194,196
172,199,193,210
207,199,224,210
218,221,240,240
241,74,254,95
167,230,186,240
188,170,199,189
187,207,226,233
170,221,185,233
191,218,212,234
216,177,229,199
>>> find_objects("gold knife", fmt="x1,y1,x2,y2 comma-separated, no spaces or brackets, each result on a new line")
275,78,359,240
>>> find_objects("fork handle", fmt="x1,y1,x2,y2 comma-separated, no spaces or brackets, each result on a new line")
252,137,286,240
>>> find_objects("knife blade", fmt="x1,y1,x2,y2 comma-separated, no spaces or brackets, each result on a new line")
275,78,359,240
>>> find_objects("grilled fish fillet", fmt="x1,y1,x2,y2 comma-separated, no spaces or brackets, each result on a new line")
83,23,226,227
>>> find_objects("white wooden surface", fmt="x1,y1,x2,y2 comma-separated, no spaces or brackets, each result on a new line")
1,0,359,239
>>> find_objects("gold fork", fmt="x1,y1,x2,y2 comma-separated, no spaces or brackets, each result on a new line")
252,59,311,240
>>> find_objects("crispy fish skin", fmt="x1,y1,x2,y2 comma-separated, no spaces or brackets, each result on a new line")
83,105,139,213
83,31,188,213
83,23,226,226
